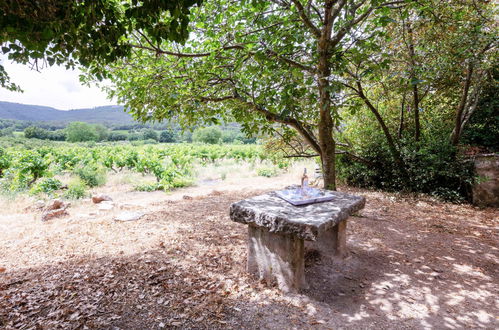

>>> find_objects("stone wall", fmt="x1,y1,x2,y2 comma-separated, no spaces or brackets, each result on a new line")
473,154,499,208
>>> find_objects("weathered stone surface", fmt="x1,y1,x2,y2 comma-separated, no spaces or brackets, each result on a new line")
473,154,499,207
247,225,306,293
41,199,69,221
114,211,145,222
231,190,365,292
46,199,65,211
92,194,113,204
306,220,347,257
42,208,69,221
230,190,365,241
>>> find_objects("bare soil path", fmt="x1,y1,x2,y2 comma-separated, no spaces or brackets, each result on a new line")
0,177,497,329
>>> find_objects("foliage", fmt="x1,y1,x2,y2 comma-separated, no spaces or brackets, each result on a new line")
192,127,222,144
93,125,110,142
256,167,279,178
461,68,499,152
5,149,50,190
24,126,50,139
142,128,159,141
63,178,88,200
91,0,422,189
0,141,266,195
65,122,99,142
73,163,107,188
0,0,202,89
30,177,63,196
159,130,176,143
337,134,475,202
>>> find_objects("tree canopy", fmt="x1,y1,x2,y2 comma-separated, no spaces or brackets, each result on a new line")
95,0,496,190
0,0,202,90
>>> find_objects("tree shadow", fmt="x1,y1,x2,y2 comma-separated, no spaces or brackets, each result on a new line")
1,191,497,329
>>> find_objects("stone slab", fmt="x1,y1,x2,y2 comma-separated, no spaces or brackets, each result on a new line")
473,154,499,207
230,190,365,241
247,225,306,292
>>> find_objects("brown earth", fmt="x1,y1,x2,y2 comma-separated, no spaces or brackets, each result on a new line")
0,177,498,329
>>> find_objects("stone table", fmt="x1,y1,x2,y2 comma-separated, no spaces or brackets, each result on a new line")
230,190,365,292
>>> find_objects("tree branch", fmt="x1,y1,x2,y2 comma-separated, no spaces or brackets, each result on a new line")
290,0,321,38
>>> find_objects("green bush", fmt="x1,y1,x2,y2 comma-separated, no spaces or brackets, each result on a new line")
192,127,222,144
65,122,99,142
73,163,107,187
30,177,63,195
142,129,159,141
256,166,279,178
63,178,88,199
337,135,475,202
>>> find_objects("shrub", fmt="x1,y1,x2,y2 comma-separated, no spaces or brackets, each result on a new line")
337,135,475,202
142,129,159,141
108,131,128,141
64,178,88,199
192,127,222,144
30,177,63,195
159,130,176,143
256,166,279,177
73,163,107,187
65,122,98,142
24,126,50,139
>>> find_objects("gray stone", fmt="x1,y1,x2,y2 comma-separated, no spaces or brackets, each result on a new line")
473,154,499,207
230,190,365,292
230,190,365,241
114,211,145,222
247,225,306,292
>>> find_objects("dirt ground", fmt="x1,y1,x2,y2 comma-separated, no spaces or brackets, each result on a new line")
0,170,498,329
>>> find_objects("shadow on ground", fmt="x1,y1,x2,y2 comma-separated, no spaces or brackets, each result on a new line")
1,189,497,329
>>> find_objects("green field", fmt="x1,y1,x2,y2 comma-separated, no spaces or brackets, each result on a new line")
0,138,278,198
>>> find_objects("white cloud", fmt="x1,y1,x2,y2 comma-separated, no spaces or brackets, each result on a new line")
0,55,116,110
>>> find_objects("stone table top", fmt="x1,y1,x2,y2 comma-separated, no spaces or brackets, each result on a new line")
230,190,366,241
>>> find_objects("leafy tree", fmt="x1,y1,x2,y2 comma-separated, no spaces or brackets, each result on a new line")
0,127,14,137
93,124,109,141
24,126,50,139
192,127,222,144
50,130,66,141
65,122,98,142
461,67,499,152
108,131,128,141
0,0,202,90
142,128,159,141
159,130,176,143
97,0,409,189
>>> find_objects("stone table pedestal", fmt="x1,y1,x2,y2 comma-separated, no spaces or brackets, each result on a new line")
230,190,365,292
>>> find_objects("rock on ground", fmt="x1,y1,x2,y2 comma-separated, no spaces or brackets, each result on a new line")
92,194,113,204
114,211,146,222
41,199,69,221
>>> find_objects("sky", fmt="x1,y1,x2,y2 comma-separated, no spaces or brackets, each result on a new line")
0,55,116,110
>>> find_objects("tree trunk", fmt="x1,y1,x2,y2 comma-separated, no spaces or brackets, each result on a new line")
317,1,336,190
398,92,406,138
355,81,407,173
451,61,474,145
406,22,421,142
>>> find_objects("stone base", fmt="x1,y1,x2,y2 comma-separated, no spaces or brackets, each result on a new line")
306,220,348,258
247,225,307,292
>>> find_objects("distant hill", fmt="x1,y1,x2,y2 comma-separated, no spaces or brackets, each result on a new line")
0,101,135,125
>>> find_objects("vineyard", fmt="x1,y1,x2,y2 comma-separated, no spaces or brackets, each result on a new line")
0,141,273,198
